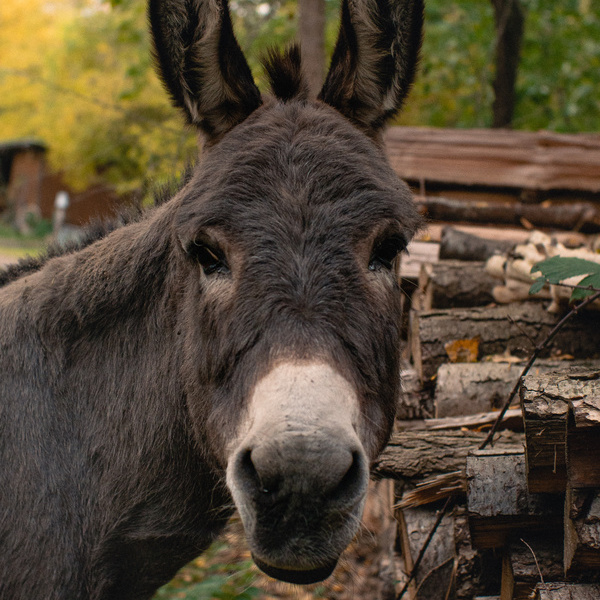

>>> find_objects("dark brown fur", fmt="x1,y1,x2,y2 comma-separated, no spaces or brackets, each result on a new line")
0,0,424,597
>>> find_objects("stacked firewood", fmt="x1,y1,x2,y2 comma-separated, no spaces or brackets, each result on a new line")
374,228,600,600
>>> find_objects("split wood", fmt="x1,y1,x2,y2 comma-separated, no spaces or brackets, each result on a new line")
480,288,600,450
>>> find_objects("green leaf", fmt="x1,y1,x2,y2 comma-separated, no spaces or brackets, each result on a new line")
569,273,600,301
531,256,600,283
529,276,547,295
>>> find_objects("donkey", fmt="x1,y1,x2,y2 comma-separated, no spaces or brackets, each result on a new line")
0,0,423,597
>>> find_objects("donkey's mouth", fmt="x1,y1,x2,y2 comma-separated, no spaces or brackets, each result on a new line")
252,555,337,584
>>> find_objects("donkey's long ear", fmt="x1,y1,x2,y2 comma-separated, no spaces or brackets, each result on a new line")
149,0,262,141
319,0,423,138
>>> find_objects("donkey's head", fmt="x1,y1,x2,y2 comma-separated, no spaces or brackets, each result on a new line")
150,0,423,584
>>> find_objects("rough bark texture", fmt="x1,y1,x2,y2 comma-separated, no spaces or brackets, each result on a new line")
384,127,600,193
521,372,570,493
410,302,600,382
298,0,325,97
467,449,563,549
439,227,514,262
419,260,497,310
565,488,600,577
534,583,600,600
397,505,456,600
491,0,524,128
436,360,600,420
417,196,600,232
500,535,564,600
373,430,522,481
434,361,523,417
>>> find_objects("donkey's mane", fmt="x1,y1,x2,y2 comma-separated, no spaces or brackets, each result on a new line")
262,45,309,102
0,168,193,289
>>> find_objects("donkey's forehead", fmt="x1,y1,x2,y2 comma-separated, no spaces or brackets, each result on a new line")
178,101,419,235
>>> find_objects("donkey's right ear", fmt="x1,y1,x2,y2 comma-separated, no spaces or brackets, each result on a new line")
319,0,424,139
149,0,262,142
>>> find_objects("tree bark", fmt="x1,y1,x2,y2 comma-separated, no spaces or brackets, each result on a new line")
491,0,525,128
501,535,564,600
419,260,497,310
410,302,600,382
298,0,325,97
467,449,564,549
565,487,600,576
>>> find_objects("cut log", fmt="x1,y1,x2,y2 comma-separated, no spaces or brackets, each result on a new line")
417,196,600,233
398,365,434,420
532,583,600,600
410,302,600,382
419,260,497,310
565,372,600,489
373,429,523,481
439,227,514,261
435,360,533,418
467,449,563,549
521,372,570,494
500,535,563,600
396,505,455,600
436,360,600,419
565,487,600,577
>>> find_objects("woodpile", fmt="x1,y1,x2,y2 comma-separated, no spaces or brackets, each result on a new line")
372,224,600,600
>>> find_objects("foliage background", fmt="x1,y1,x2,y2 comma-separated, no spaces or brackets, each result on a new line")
1,0,599,192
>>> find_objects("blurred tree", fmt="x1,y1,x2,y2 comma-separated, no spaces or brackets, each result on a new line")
299,0,326,95
0,0,598,193
491,0,524,128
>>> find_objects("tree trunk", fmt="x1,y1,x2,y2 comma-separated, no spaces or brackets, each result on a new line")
492,0,525,127
298,0,325,97
491,0,525,128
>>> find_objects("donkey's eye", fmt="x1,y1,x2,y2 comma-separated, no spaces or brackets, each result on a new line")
190,241,230,275
368,235,407,272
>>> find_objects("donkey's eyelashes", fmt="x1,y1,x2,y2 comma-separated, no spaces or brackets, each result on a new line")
368,234,407,272
189,240,230,276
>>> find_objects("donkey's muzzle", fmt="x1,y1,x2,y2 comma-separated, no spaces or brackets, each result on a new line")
226,361,369,583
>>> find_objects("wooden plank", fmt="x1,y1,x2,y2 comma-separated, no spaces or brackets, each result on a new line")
467,449,563,549
533,583,600,600
411,302,600,383
565,487,600,577
385,127,600,192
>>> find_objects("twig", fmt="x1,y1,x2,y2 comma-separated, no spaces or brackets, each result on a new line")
395,497,452,600
548,281,600,293
520,538,547,590
479,289,600,450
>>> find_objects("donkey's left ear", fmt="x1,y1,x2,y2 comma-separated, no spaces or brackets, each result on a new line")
319,0,424,139
149,0,262,142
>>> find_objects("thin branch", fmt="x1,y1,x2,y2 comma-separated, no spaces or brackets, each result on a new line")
547,281,600,293
479,289,600,450
395,497,452,600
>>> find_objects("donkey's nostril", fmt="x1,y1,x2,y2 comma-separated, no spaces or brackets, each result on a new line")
237,448,280,496
330,450,366,503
